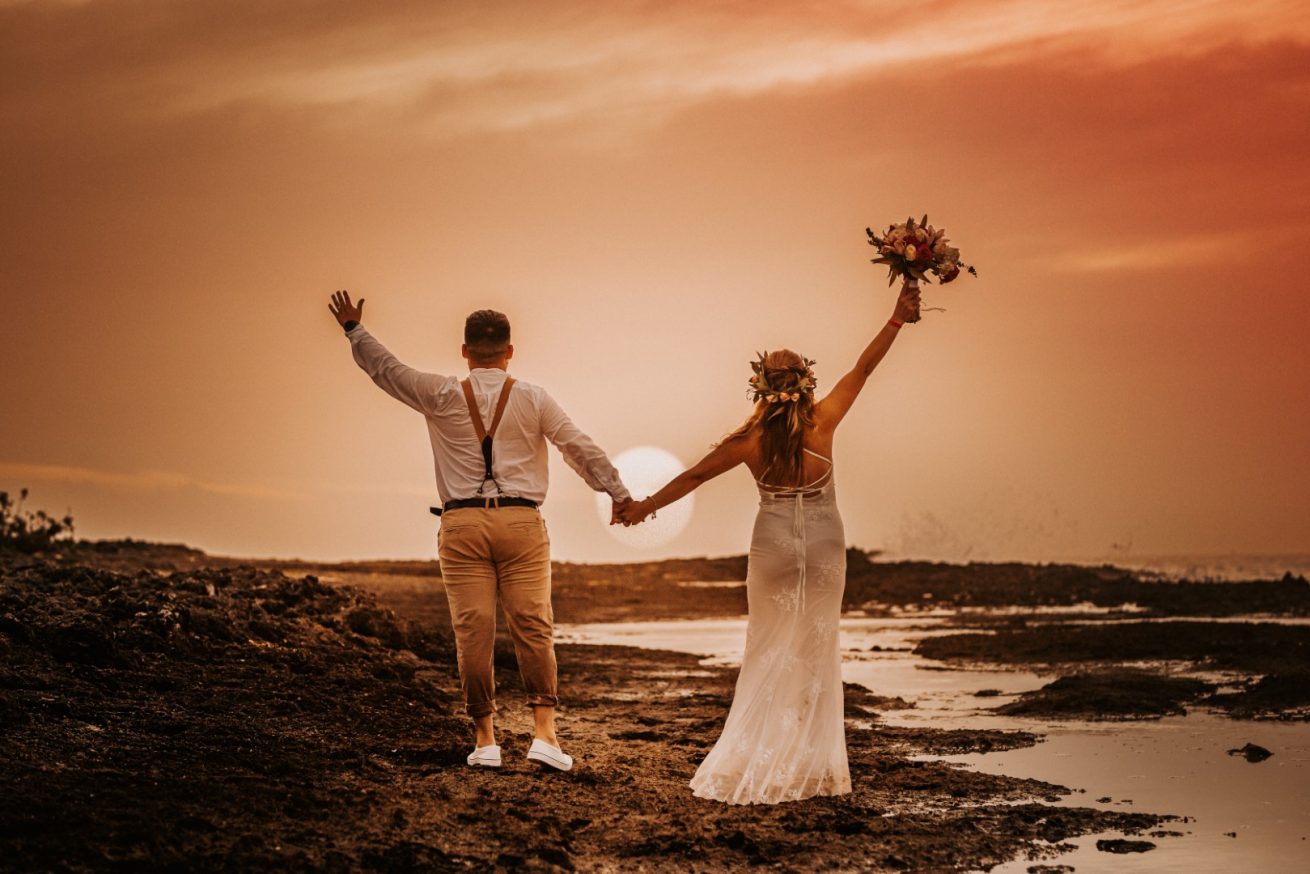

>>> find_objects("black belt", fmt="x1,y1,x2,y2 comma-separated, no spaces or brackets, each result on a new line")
430,497,538,516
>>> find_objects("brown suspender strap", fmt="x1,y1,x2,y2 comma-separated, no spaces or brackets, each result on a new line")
460,379,486,441
460,377,517,487
488,376,516,438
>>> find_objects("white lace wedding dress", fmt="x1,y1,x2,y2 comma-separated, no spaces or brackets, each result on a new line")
689,448,851,804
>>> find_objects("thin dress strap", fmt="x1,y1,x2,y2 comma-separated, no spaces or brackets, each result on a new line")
756,448,833,494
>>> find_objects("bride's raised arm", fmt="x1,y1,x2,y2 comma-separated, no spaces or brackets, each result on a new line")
617,431,754,525
814,281,921,430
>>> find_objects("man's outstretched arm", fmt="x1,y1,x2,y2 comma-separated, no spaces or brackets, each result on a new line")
328,289,445,416
540,392,632,519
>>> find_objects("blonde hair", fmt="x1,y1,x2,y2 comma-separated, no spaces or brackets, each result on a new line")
723,349,816,485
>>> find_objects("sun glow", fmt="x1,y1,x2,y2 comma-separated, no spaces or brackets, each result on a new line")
594,446,694,549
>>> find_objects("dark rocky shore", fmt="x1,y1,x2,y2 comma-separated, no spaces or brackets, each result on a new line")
1,547,1181,872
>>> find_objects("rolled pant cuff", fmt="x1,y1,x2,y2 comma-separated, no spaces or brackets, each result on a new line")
465,700,497,718
525,693,559,708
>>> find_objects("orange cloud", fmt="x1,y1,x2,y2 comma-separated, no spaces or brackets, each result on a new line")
0,462,297,500
5,0,1309,139
1044,226,1304,273
0,462,438,502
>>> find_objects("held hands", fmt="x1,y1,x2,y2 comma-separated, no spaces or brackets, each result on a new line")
893,280,922,324
609,498,632,526
615,499,656,527
328,289,365,329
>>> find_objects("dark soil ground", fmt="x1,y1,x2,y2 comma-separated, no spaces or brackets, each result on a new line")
1,549,1173,872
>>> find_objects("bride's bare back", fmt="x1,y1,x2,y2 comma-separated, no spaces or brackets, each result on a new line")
740,426,833,489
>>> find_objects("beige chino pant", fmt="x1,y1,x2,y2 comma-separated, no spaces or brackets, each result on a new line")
437,506,557,717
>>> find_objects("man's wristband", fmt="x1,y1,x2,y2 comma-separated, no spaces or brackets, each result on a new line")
888,318,904,330
343,320,359,333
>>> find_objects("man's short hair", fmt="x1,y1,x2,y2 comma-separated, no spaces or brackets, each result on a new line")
464,309,511,362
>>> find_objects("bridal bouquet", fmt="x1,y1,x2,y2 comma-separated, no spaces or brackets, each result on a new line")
866,215,976,293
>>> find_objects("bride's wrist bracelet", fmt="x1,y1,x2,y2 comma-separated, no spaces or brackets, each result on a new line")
888,318,904,330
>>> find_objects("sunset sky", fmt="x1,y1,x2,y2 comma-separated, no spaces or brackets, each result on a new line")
3,0,1308,564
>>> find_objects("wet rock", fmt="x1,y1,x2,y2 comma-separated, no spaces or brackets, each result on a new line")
994,670,1214,720
1096,838,1156,853
844,683,915,715
877,725,1042,756
1209,673,1310,719
1227,742,1273,762
844,559,1310,617
916,621,1310,683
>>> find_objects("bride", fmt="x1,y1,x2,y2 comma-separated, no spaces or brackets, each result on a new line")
618,281,922,804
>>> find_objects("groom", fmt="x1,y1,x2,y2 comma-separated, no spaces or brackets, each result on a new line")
328,290,632,771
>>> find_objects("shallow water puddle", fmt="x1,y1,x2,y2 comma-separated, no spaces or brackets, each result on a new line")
560,615,1310,873
960,715,1310,873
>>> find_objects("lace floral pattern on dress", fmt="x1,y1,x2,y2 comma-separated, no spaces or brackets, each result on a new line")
771,587,801,612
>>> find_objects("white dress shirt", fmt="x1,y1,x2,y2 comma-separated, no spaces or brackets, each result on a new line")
347,326,630,505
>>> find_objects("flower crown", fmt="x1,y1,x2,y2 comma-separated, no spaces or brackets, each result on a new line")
748,351,817,404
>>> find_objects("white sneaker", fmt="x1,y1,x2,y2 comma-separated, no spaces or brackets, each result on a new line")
467,744,502,768
526,738,573,772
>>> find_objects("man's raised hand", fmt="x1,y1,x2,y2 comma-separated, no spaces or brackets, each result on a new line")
328,289,365,329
